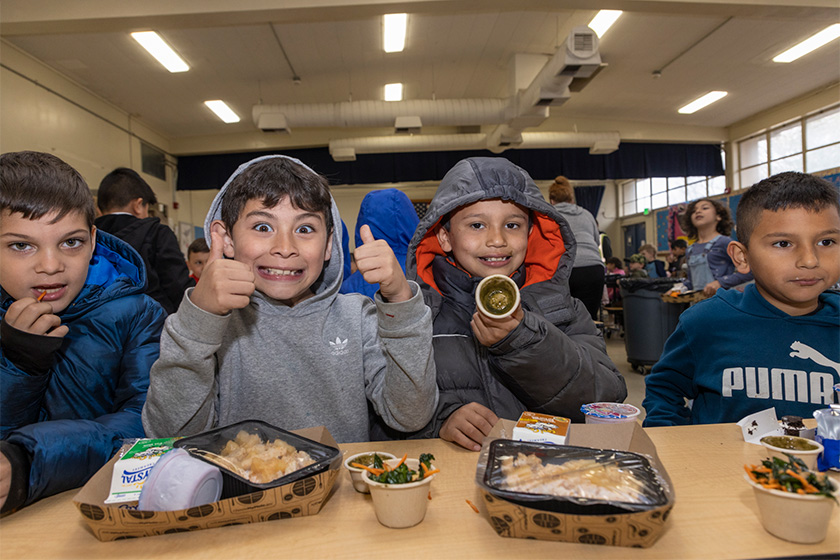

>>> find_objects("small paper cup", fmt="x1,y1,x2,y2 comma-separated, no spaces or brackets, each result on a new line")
759,436,823,471
745,474,837,543
363,458,437,528
344,451,396,493
475,275,520,319
580,402,641,424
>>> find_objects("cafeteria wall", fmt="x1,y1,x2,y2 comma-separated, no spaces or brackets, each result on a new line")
0,41,179,228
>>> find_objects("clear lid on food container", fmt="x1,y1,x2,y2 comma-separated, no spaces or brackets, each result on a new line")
580,402,640,420
476,439,670,514
174,420,340,491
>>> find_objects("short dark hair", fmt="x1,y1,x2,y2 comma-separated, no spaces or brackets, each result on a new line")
606,256,623,269
679,197,733,239
670,238,687,250
188,237,209,257
0,151,95,227
97,167,157,212
220,158,333,234
736,171,840,246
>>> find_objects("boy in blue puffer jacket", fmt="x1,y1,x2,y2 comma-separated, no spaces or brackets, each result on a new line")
0,151,166,515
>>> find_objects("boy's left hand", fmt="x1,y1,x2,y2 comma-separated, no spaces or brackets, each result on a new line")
471,306,524,346
354,225,412,303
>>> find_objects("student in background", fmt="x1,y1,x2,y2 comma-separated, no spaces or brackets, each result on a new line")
0,151,166,514
667,239,688,278
404,157,626,451
548,176,605,320
186,238,209,283
626,254,649,278
604,257,626,304
643,172,839,426
679,198,752,296
142,155,437,444
95,168,193,313
341,189,419,299
639,244,666,278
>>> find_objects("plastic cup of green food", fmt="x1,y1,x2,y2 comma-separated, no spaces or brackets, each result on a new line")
362,458,437,528
476,275,520,319
344,451,396,493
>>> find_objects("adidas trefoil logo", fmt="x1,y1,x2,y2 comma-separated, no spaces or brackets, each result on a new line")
329,336,349,355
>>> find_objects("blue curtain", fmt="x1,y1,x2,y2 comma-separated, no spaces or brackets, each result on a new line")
573,185,605,218
177,143,724,190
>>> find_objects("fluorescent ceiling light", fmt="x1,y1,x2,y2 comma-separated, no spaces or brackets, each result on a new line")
384,83,403,101
773,24,840,63
131,31,189,73
678,91,728,114
383,13,407,53
588,10,622,38
204,100,240,123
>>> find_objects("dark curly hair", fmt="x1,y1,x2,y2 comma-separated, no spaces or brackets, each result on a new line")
679,197,732,239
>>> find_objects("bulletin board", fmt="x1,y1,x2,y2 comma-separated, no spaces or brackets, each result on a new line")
656,210,670,252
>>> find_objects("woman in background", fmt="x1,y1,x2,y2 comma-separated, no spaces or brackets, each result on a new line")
548,176,605,320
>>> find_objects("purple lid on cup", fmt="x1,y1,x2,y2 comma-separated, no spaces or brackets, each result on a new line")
580,402,640,419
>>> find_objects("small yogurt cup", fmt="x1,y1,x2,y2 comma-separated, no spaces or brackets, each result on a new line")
138,448,223,511
344,451,396,493
580,402,641,424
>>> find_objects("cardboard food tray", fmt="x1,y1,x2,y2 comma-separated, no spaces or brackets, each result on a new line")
478,420,675,548
73,426,340,542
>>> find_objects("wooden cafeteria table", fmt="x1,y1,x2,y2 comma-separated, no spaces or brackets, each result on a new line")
1,423,837,560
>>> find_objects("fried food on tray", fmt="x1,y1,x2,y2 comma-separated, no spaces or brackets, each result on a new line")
218,430,315,484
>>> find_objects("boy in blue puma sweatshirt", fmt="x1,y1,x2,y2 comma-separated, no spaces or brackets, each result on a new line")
643,172,840,426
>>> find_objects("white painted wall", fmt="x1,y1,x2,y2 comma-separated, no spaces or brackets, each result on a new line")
0,41,179,228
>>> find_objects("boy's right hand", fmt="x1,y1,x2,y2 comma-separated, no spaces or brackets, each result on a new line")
3,298,68,338
439,402,499,452
190,231,255,315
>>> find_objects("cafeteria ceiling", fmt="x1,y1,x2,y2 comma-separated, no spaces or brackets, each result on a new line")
1,0,838,155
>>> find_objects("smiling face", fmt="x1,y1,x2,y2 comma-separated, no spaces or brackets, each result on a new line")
0,209,96,313
732,206,840,316
220,197,332,306
435,199,530,279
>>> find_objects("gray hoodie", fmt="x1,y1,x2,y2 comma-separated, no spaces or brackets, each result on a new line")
551,202,605,268
142,155,437,443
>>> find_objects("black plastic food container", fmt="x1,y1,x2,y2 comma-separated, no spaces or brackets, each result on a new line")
174,420,340,499
482,439,669,515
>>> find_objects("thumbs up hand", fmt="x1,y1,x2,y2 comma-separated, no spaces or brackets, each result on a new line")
190,225,256,315
354,225,412,303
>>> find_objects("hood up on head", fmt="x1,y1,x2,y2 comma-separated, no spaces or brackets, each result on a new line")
406,157,576,295
203,154,345,301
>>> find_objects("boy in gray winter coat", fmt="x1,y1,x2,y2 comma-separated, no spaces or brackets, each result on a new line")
406,157,626,451
142,155,437,443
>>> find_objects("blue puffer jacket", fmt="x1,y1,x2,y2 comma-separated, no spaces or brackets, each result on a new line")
340,189,419,299
0,231,166,505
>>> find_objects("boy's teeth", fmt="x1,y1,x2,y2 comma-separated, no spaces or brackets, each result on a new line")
264,267,297,276
38,287,63,293
483,257,507,262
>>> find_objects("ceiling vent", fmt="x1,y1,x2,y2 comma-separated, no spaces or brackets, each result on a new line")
394,116,422,134
256,113,290,133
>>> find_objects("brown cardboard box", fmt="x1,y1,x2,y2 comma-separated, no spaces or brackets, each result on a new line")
479,420,675,548
73,426,340,541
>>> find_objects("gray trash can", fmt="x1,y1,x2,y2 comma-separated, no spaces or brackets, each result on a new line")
619,278,687,374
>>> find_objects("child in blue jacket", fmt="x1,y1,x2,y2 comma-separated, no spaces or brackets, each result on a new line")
0,152,166,514
644,172,840,426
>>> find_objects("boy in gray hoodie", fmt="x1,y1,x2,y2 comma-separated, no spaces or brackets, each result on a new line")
142,155,437,443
